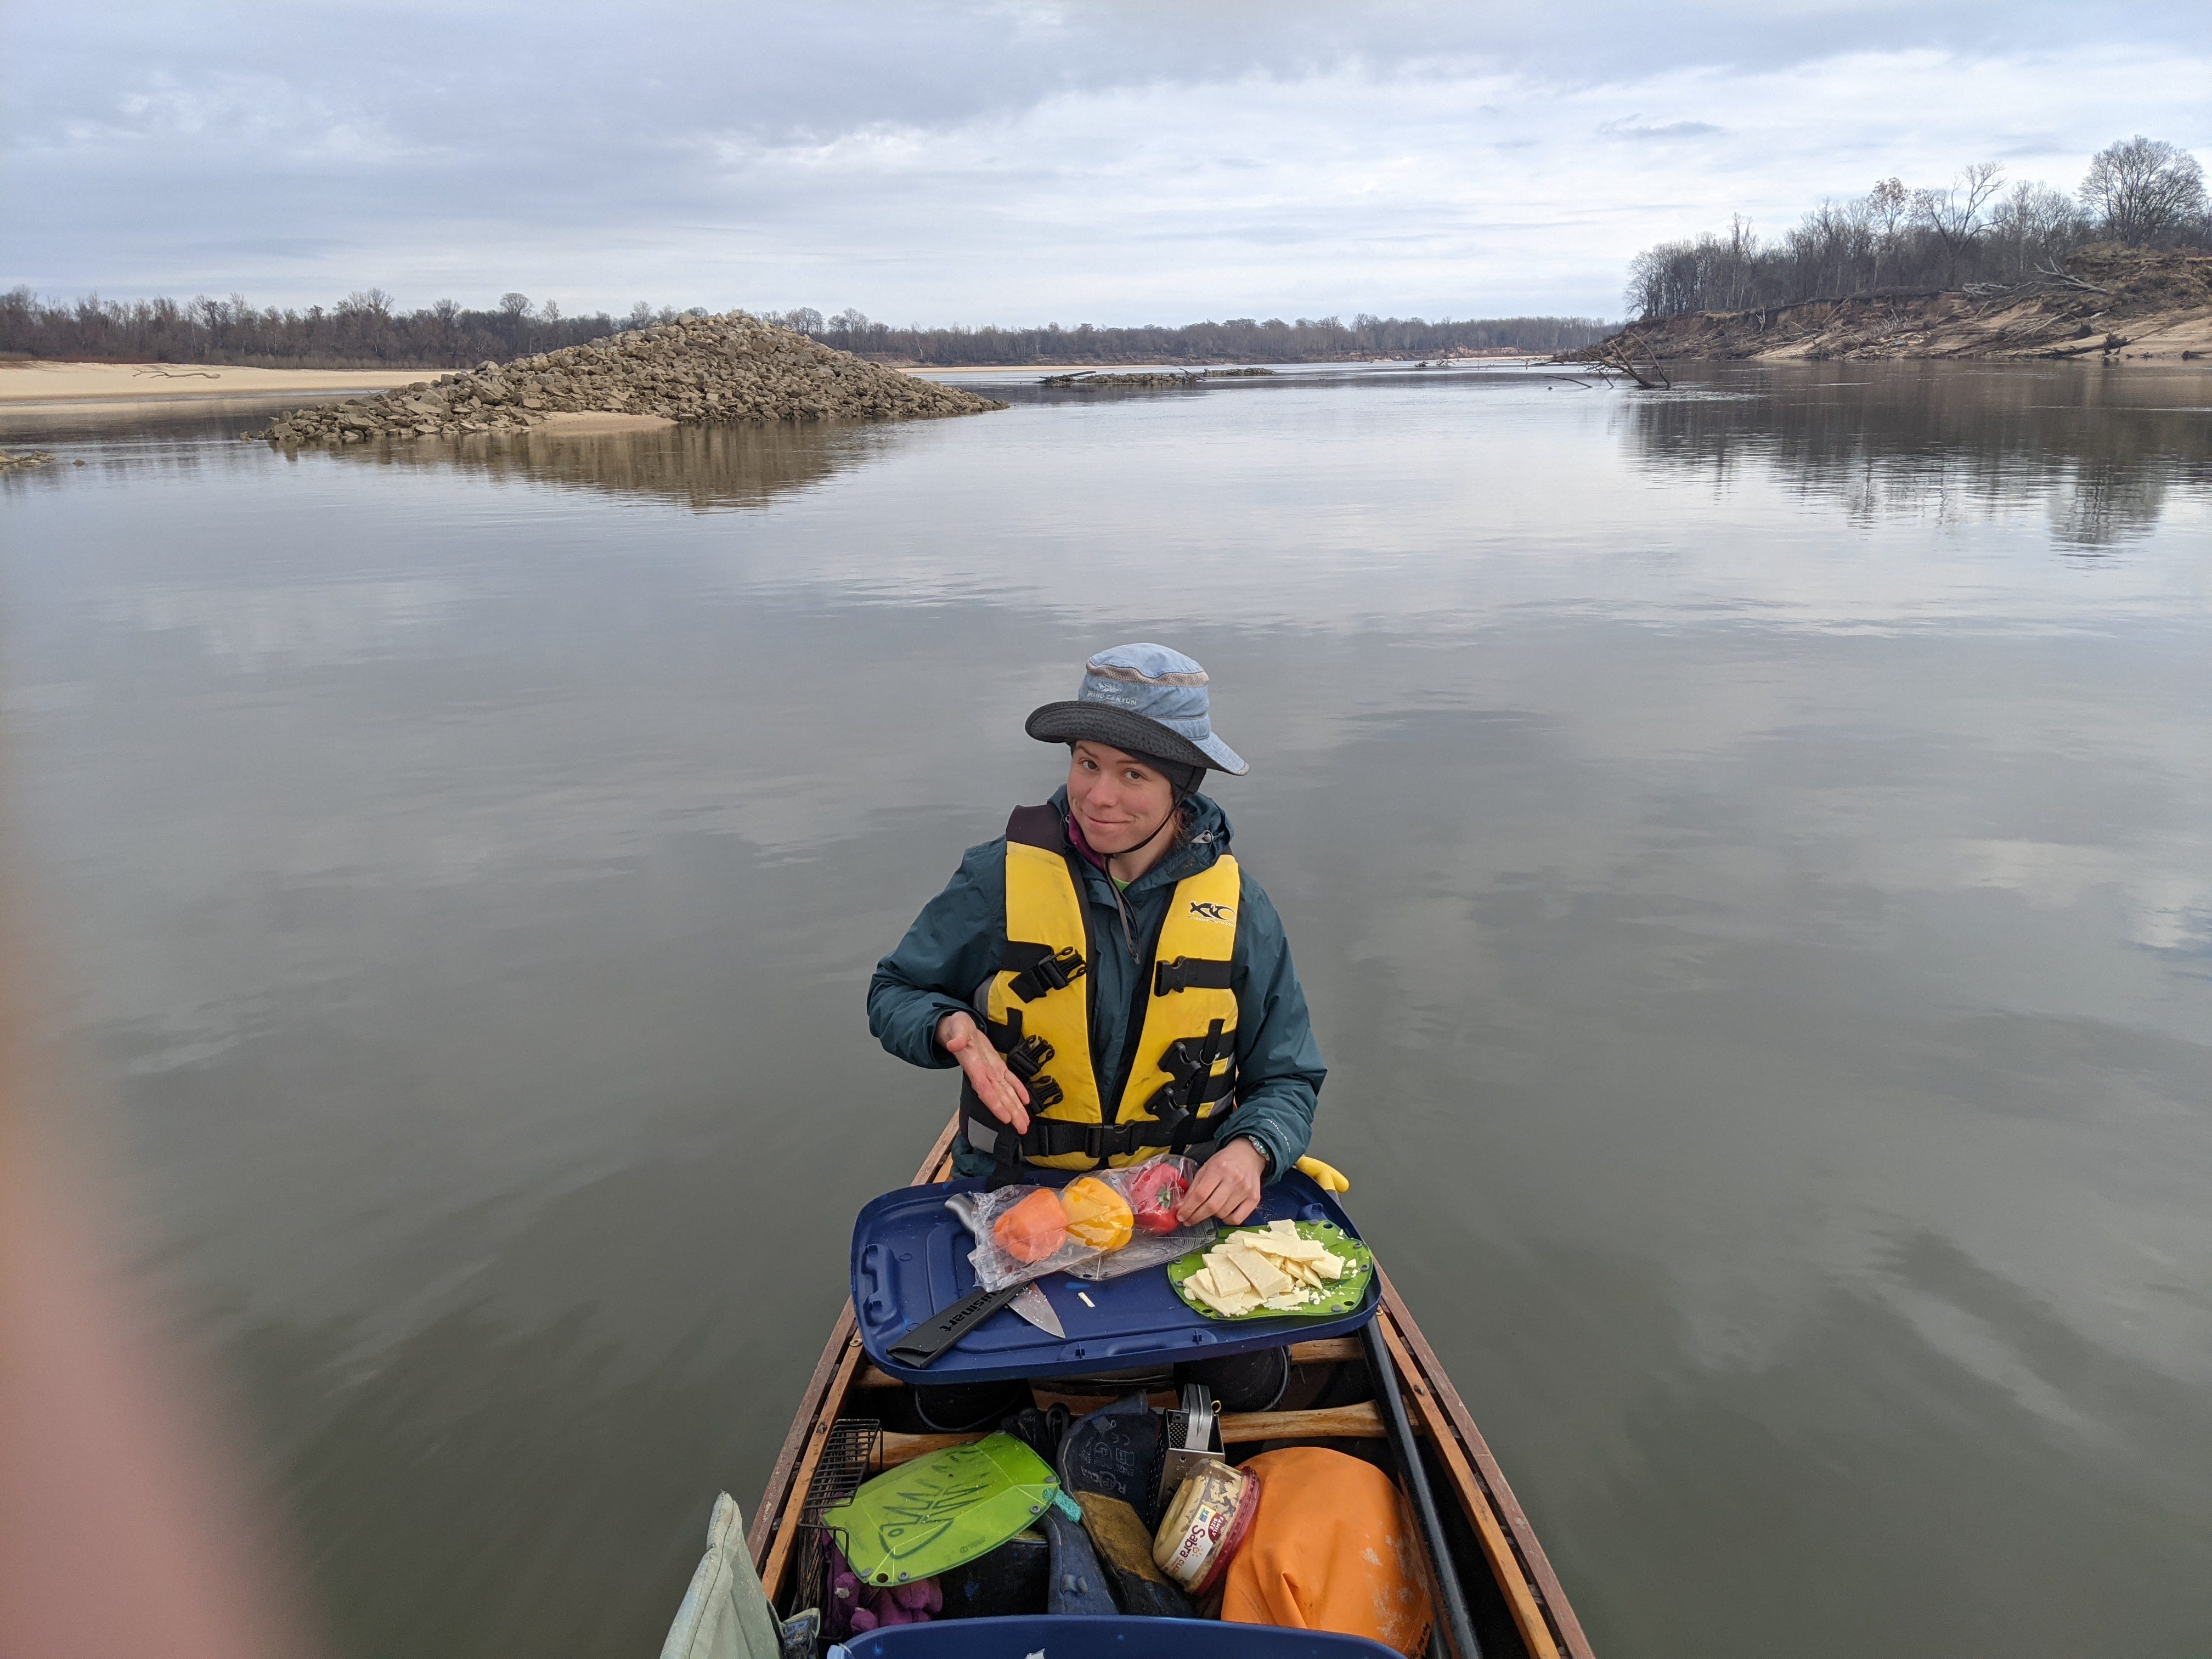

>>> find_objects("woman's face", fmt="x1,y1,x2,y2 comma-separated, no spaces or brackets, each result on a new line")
1066,741,1176,855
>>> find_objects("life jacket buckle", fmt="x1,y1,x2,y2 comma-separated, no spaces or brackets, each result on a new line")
1147,1100,1197,1142
1034,947,1083,992
1161,1032,1226,1080
1005,1034,1055,1081
1009,946,1086,1002
1154,955,1234,996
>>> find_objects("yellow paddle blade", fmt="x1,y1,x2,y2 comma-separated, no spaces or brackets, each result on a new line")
1295,1154,1349,1193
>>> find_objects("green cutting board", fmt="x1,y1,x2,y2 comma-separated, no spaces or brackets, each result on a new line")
1167,1220,1375,1319
822,1432,1062,1586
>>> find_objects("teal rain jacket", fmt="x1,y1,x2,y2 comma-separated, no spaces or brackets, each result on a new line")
868,789,1324,1181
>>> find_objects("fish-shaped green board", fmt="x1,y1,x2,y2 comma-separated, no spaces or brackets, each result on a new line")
822,1432,1062,1585
1166,1220,1375,1319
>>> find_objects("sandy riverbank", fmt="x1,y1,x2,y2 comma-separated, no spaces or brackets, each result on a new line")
0,360,413,404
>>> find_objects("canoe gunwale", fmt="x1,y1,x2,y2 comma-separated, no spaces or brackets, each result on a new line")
747,1115,1592,1659
744,1114,960,1571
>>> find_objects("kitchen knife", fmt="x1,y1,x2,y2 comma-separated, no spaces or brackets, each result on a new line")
1009,1281,1065,1338
885,1281,1025,1369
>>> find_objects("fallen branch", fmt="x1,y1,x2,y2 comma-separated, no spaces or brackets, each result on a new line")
1593,334,1671,389
2033,260,2112,295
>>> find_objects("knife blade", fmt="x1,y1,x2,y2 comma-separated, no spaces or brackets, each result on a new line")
940,1192,1066,1343
1009,1281,1065,1338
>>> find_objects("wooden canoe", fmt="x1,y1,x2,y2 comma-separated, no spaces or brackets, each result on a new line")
745,1115,1594,1658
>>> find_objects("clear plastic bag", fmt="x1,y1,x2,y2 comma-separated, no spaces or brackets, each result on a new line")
1065,1219,1217,1281
967,1184,1103,1291
966,1156,1214,1292
1064,1154,1216,1279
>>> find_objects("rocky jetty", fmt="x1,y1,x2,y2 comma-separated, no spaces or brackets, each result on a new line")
1039,370,1203,388
241,312,1004,445
1038,366,1277,388
0,448,56,472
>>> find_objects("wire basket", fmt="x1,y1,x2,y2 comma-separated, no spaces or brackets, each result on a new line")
786,1418,882,1646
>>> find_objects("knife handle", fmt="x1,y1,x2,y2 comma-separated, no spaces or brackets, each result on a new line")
885,1283,1019,1369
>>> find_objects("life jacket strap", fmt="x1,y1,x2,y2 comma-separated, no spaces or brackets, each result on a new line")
1154,955,1234,996
962,1087,1224,1172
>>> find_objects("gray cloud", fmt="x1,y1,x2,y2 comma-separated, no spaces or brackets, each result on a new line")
1601,117,1727,139
5,2,2208,320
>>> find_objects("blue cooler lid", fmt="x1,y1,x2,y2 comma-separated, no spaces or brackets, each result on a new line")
851,1169,1379,1386
836,1613,1403,1657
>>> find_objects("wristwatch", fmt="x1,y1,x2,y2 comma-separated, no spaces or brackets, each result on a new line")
1237,1135,1274,1178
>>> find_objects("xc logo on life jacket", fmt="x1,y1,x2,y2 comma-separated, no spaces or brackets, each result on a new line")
1188,901,1233,922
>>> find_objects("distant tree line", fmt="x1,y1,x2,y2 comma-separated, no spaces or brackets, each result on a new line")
2,283,1607,371
756,311,1609,365
1627,135,2210,320
0,289,699,369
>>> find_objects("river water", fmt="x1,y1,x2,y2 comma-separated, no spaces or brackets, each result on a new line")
4,362,2209,1658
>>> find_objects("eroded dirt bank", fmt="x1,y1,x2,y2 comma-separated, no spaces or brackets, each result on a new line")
1588,247,2212,364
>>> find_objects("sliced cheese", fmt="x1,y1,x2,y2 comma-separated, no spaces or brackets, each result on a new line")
1191,1278,1263,1317
1309,1252,1345,1281
1261,1291,1311,1311
1245,1233,1328,1262
1205,1250,1255,1297
1221,1242,1291,1299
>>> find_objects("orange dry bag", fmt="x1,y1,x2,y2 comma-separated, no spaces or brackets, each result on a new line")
1216,1446,1434,1658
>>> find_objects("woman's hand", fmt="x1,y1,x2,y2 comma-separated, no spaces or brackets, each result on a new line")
937,1012,1030,1135
1177,1137,1267,1226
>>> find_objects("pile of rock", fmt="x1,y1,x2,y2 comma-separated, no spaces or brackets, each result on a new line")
1040,370,1205,389
0,448,56,472
242,312,1004,445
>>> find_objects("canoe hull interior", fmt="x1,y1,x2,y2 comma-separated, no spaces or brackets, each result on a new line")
746,1116,1596,1659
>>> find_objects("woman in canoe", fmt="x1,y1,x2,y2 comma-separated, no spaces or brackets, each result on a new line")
868,643,1323,1226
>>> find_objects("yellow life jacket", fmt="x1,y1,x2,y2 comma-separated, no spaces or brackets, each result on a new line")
960,804,1241,1172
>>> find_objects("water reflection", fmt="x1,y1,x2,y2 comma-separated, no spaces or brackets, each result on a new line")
0,401,900,516
1626,364,2212,546
332,419,892,512
4,364,2210,1659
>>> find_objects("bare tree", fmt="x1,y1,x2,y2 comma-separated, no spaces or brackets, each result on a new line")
1915,162,2005,283
2079,136,2208,246
1987,182,2084,279
1865,178,1910,287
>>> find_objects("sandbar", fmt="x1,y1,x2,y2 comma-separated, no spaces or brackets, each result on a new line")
0,360,413,404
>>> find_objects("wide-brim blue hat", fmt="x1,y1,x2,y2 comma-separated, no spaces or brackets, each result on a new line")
1025,643,1248,775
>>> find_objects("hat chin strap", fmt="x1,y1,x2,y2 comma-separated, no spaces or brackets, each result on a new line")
1082,793,1186,870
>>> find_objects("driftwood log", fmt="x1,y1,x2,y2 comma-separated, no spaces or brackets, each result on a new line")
1590,333,1672,389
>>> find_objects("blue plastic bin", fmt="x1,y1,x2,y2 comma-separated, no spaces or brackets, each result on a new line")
851,1168,1379,1385
834,1613,1404,1658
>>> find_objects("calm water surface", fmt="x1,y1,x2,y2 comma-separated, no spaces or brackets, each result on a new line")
4,363,2209,1658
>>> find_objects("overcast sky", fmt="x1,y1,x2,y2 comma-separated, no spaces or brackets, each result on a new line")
7,2,2208,324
